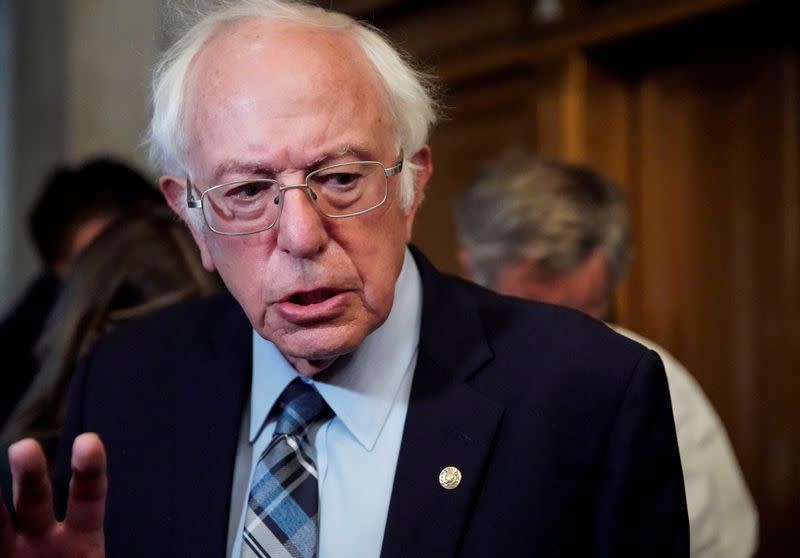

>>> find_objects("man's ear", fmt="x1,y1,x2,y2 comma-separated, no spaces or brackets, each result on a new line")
160,175,216,272
457,248,476,281
403,144,433,241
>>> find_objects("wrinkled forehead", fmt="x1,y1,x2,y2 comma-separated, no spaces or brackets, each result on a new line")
197,18,362,72
184,17,392,129
179,17,397,176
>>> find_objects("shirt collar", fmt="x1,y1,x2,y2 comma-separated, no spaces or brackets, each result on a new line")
250,248,423,450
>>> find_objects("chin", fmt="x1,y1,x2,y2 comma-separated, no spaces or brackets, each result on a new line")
272,322,372,364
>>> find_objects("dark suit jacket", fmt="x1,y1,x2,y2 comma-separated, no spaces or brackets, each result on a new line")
55,249,688,557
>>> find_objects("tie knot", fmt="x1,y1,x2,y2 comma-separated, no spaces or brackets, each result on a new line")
273,378,331,437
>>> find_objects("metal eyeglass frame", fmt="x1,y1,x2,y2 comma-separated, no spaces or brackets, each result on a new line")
185,151,404,236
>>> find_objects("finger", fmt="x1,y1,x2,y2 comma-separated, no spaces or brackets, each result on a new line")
64,433,107,533
0,488,16,557
8,438,56,537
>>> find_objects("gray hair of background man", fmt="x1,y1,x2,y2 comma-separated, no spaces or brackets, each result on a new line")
146,0,438,211
454,151,633,289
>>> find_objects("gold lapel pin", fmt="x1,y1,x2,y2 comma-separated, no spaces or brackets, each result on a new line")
439,466,462,490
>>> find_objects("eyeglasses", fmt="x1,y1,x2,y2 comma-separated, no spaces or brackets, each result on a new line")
186,152,404,236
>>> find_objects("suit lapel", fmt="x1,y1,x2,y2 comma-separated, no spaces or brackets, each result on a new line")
173,294,252,556
381,250,504,558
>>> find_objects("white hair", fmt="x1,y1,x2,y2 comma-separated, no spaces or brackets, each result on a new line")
147,0,437,209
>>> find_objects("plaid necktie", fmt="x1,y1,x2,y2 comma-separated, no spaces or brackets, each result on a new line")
241,378,332,558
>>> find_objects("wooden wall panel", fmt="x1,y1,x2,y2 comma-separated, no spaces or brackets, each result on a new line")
632,48,799,556
377,0,524,60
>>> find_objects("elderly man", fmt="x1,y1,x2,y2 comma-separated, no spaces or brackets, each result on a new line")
455,151,758,557
1,2,687,557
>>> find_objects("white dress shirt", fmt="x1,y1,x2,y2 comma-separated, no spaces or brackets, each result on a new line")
227,248,423,558
612,325,758,558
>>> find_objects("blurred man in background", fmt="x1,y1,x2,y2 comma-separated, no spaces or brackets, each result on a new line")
455,150,758,557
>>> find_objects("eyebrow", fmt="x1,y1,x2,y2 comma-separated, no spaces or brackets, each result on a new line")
209,144,378,182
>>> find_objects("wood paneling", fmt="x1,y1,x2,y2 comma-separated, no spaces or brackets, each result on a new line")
629,50,800,555
581,24,800,557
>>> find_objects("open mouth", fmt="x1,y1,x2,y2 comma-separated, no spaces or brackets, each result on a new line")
289,288,341,306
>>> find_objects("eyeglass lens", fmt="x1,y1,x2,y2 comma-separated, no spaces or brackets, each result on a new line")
202,161,387,234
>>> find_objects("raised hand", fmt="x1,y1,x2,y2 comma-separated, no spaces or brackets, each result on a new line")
0,433,106,558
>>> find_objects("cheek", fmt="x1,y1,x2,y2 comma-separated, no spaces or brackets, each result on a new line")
205,234,269,293
361,252,403,313
344,212,408,310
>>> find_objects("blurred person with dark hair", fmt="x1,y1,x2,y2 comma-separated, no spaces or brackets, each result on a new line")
455,150,758,558
0,158,162,425
1,205,221,513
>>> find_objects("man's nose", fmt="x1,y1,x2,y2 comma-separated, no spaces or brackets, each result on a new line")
275,184,328,257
